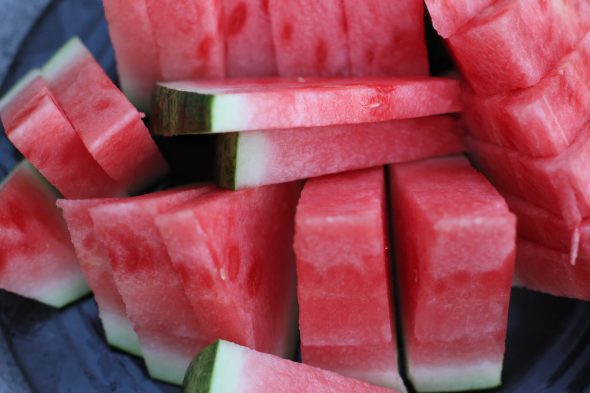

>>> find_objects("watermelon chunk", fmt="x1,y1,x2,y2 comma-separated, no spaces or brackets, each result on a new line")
389,156,515,392
294,168,403,390
447,0,584,96
103,0,161,112
183,340,397,393
463,32,590,156
268,0,349,77
424,0,496,38
0,71,126,199
42,37,169,194
57,198,142,356
150,77,462,135
145,0,225,81
216,116,465,190
89,186,212,384
155,182,301,360
342,0,428,76
222,0,277,76
0,162,89,308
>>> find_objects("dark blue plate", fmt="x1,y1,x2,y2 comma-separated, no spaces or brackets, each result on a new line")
1,1,590,392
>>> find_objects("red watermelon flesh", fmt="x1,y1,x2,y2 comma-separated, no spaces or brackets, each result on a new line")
155,182,301,360
145,0,225,80
268,0,350,77
424,0,496,38
223,0,277,76
57,198,142,356
0,72,126,199
90,186,212,385
389,156,515,392
463,32,590,157
42,37,169,194
515,239,590,301
448,0,584,96
342,0,428,76
216,116,465,190
0,162,89,308
294,167,403,390
103,0,161,112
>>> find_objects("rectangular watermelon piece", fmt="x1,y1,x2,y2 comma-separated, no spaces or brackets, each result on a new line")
182,340,398,393
342,0,428,76
389,155,516,392
145,0,225,80
150,77,462,135
0,70,126,199
42,37,169,194
0,161,89,308
294,167,403,390
463,31,590,156
424,0,496,38
515,239,590,301
155,182,301,361
89,186,212,385
447,0,585,96
57,198,142,357
103,0,161,112
268,0,349,77
222,0,277,76
216,116,465,190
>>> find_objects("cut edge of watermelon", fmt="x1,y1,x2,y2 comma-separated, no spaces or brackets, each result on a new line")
41,37,85,82
183,340,244,392
141,340,197,385
0,69,41,113
35,275,90,308
406,361,502,392
216,132,270,190
100,310,143,357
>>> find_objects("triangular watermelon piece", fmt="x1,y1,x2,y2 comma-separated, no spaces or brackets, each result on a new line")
424,0,496,38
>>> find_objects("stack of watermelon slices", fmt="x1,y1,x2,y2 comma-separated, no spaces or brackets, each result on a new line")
424,0,590,300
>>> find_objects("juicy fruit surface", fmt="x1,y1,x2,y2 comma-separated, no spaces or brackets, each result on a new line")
424,0,496,38
294,167,403,389
0,162,89,308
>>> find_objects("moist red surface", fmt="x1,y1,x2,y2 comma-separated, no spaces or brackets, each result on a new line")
424,0,496,38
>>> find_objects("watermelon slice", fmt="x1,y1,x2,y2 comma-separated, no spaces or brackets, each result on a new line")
222,0,277,76
103,0,161,112
294,168,403,389
389,156,515,392
447,0,584,96
463,31,590,156
155,182,301,360
89,186,212,384
0,161,89,308
57,198,142,356
182,340,397,393
343,0,428,76
0,70,126,199
145,0,225,80
42,37,169,194
424,0,496,38
268,0,349,77
216,116,464,190
150,77,462,135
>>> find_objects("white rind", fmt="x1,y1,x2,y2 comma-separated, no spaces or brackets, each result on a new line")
0,69,41,112
209,341,247,393
100,311,142,357
42,37,86,81
211,95,249,132
235,131,269,189
408,361,502,392
336,368,406,392
36,272,90,308
141,341,195,385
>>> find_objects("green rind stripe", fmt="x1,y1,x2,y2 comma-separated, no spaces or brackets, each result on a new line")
215,133,239,190
151,85,214,135
182,340,219,393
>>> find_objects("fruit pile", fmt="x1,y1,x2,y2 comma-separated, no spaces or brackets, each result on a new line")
0,0,587,392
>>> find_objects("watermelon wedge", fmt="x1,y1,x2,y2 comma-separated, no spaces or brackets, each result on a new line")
463,31,590,156
103,0,161,112
294,168,403,390
447,0,584,96
150,77,462,135
424,0,496,38
389,156,515,392
155,182,301,360
182,340,397,393
222,0,277,76
0,70,126,199
216,116,464,190
42,37,169,194
0,161,89,308
268,0,349,77
57,198,142,356
89,186,212,384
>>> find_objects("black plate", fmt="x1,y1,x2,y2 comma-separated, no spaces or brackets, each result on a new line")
1,1,590,392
